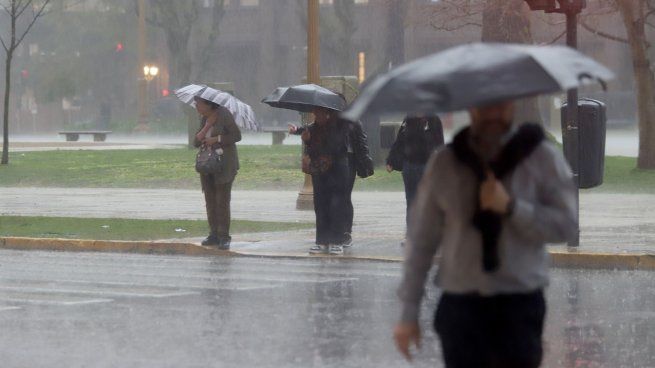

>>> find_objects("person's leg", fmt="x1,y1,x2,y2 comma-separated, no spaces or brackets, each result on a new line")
214,180,233,248
200,174,219,245
434,293,491,368
401,162,425,228
311,174,330,251
492,291,546,368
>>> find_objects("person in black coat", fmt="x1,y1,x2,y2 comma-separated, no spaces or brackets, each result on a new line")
386,115,444,229
292,108,350,255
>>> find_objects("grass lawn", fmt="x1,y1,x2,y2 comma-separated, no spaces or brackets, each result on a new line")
0,216,313,241
0,145,653,193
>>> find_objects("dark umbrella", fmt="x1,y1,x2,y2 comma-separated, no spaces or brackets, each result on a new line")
342,43,614,121
262,84,346,112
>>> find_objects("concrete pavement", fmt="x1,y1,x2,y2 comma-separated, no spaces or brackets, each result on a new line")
2,187,655,267
1,249,654,367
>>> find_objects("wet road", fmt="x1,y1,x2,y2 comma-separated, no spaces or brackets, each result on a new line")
0,249,653,368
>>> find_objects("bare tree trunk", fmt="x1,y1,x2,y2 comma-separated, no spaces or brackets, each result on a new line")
617,0,655,169
482,0,541,125
2,52,11,165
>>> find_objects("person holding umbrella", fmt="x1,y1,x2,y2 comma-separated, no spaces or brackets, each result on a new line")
176,85,256,249
263,84,369,255
289,92,374,247
342,43,614,367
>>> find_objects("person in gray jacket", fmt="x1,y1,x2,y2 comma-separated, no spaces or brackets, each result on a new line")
393,100,577,368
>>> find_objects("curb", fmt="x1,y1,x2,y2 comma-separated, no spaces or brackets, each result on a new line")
2,237,655,270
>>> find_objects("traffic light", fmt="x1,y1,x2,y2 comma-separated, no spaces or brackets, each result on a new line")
115,42,124,52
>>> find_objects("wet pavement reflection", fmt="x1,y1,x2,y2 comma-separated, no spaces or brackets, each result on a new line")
0,249,653,367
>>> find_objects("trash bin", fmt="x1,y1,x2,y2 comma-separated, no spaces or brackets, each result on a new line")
560,98,606,189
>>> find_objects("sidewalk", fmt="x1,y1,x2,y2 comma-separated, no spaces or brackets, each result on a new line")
2,187,655,262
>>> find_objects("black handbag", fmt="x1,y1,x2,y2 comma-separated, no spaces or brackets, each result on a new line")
195,146,224,174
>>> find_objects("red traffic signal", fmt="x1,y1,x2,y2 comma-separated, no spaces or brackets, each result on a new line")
115,42,124,52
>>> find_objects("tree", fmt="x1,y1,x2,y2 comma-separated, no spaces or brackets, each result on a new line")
1,0,51,165
576,0,655,169
428,0,541,124
143,0,226,89
615,0,655,169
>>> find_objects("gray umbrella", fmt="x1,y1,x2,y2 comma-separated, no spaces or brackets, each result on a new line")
342,43,614,121
262,84,346,112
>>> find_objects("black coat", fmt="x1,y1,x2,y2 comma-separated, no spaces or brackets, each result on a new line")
386,116,444,171
295,118,374,178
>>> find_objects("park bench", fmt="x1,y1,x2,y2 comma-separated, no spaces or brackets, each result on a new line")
58,131,112,142
261,127,288,145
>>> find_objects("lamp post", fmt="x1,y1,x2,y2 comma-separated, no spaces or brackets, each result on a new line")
136,0,148,132
526,0,586,247
296,0,320,210
135,64,159,132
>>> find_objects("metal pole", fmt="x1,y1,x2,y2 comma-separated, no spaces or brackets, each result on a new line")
136,0,149,132
296,0,320,210
566,8,580,247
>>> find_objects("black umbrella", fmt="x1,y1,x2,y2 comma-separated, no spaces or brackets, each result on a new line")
342,43,614,121
262,84,346,112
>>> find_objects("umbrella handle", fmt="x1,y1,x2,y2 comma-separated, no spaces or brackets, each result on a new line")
578,72,607,91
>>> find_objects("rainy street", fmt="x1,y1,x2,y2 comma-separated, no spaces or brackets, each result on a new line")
0,248,652,368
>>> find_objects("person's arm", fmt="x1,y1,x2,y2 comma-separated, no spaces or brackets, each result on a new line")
386,123,406,170
350,121,374,178
398,153,444,322
288,124,306,135
509,143,577,244
429,116,445,147
217,108,242,146
394,153,444,361
193,118,204,148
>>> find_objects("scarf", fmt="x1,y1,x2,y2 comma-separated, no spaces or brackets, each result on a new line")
450,123,545,272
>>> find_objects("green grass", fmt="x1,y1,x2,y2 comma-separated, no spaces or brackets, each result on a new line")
1,146,654,193
591,156,655,194
0,146,307,190
0,216,312,241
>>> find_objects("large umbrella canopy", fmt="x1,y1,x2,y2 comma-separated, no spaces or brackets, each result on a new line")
261,84,346,112
342,43,614,121
175,84,258,131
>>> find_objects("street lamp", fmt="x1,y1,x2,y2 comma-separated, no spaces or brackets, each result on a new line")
143,65,159,81
135,64,159,132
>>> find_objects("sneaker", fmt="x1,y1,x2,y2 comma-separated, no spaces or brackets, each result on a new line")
217,236,231,250
341,233,353,248
201,234,219,246
309,244,329,255
328,245,344,255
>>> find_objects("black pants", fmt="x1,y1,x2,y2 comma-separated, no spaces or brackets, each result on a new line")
200,175,233,240
311,160,349,245
401,161,426,228
434,290,546,368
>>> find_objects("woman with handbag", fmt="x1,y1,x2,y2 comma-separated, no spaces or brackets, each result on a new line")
193,96,242,249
